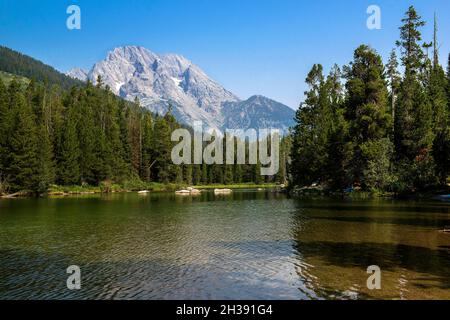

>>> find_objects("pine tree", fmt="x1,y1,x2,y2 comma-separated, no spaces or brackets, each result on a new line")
323,66,348,189
128,98,142,176
73,86,97,185
427,16,449,185
224,165,234,185
429,64,449,185
174,165,183,184
386,49,401,126
152,116,172,183
395,6,436,190
164,108,182,183
0,79,8,180
48,85,64,168
192,165,202,185
234,164,243,184
201,164,208,184
35,124,55,192
447,54,450,182
26,82,56,192
290,63,350,189
90,85,113,183
57,108,80,185
141,112,154,182
291,64,333,186
276,140,287,184
184,165,193,185
396,6,426,76
254,160,262,185
117,101,132,170
3,83,39,192
108,97,129,183
447,53,450,101
395,6,434,159
344,45,393,190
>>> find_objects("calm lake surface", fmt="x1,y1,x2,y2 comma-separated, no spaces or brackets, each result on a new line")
0,190,449,300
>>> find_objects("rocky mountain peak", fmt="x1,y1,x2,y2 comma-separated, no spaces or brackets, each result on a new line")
67,46,294,131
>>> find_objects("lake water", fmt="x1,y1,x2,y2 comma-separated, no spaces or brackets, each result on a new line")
0,190,449,300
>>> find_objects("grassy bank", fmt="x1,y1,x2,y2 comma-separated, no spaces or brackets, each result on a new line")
46,182,182,195
44,182,280,196
1,182,283,198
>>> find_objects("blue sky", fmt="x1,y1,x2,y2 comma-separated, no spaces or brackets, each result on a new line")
0,0,449,108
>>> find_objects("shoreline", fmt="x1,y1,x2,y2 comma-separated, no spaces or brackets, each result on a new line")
289,186,450,201
0,183,281,199
2,183,448,201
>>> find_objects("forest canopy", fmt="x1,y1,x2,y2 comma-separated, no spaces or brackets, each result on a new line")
290,6,450,194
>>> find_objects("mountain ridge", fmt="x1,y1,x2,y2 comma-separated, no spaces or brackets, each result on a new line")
0,46,83,90
67,45,295,131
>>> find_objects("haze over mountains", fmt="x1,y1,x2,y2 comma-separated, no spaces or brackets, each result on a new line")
67,46,295,131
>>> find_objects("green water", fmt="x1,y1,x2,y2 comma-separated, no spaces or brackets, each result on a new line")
0,190,449,300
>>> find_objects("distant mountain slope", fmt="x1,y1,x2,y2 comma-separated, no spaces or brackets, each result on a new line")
0,46,82,90
66,67,88,82
222,95,295,132
67,46,295,131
